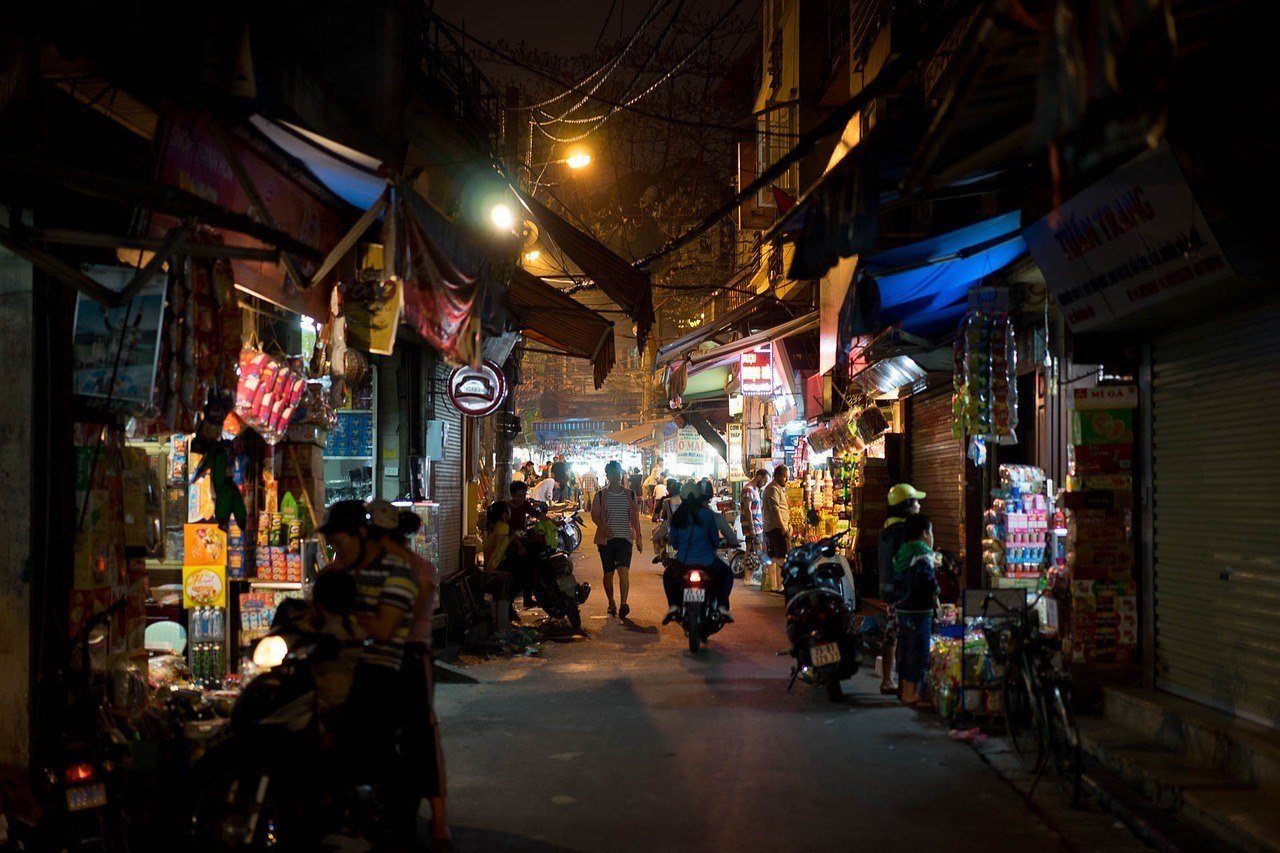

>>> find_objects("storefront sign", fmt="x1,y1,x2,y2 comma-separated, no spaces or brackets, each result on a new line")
726,423,746,482
1072,385,1138,410
676,427,705,466
740,345,774,396
1025,143,1232,332
447,359,507,417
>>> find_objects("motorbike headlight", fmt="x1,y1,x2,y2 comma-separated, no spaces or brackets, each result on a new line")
252,635,289,669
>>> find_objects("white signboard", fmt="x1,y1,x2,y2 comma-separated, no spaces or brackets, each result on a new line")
1024,143,1232,332
726,423,745,482
676,427,705,466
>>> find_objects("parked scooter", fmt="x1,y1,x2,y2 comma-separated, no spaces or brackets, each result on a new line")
545,500,585,554
20,598,132,851
782,526,863,702
517,519,590,630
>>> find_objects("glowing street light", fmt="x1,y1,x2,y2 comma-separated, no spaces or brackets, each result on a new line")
565,152,592,170
490,203,516,232
523,249,541,263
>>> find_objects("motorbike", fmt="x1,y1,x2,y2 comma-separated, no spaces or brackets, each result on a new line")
187,615,370,850
667,559,729,654
782,528,863,702
518,521,590,630
17,598,132,851
545,500,585,554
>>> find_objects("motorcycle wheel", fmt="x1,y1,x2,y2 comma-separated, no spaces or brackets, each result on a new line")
189,752,289,851
684,609,702,654
825,673,844,703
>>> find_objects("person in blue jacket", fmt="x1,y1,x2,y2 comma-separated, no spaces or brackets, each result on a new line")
662,482,734,624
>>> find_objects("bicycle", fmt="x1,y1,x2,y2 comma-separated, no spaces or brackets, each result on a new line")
979,590,1083,805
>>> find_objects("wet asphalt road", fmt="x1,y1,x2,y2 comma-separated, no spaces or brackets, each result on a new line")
434,519,1144,853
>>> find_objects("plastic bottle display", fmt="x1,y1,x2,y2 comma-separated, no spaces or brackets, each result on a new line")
982,465,1050,584
953,312,1018,439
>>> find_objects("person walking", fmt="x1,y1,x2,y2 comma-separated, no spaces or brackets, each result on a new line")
762,465,791,565
892,513,939,708
591,461,643,618
579,467,599,511
740,468,768,567
876,483,926,695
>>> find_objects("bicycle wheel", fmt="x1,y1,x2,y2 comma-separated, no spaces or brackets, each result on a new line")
1046,681,1084,805
1003,661,1047,766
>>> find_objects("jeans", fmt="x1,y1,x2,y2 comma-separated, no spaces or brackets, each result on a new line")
896,612,932,682
663,559,733,609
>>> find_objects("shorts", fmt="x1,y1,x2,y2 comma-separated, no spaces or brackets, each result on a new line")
764,528,789,559
598,537,634,573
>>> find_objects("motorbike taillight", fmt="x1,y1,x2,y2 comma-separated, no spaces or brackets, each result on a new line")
64,762,96,784
687,570,702,583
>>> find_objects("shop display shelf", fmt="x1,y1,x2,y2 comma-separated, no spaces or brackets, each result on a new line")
324,455,374,461
246,579,305,590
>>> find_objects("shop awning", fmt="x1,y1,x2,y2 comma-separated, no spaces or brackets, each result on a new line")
516,189,655,352
506,268,615,388
654,271,765,367
686,310,820,373
249,115,385,210
607,421,664,446
867,211,1025,336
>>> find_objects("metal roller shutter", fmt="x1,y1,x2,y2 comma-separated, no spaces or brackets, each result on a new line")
431,359,464,576
910,386,966,558
1152,305,1280,726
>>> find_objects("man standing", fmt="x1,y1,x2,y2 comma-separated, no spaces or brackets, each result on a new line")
628,467,644,500
740,468,769,564
579,467,599,511
877,483,925,695
591,460,643,618
762,465,791,564
551,455,568,502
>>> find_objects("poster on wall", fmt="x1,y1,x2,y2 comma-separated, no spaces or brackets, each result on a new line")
1024,143,1232,331
726,423,746,482
676,427,705,466
72,266,166,405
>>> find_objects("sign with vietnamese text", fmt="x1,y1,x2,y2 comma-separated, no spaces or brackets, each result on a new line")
1072,386,1138,410
1024,143,1231,332
740,345,774,396
726,423,745,482
676,427,706,466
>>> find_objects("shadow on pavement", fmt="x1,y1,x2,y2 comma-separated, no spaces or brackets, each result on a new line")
452,826,584,852
618,618,658,635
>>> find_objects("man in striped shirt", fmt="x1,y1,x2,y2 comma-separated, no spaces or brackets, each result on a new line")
591,460,643,618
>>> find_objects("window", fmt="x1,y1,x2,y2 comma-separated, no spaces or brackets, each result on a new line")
756,102,797,208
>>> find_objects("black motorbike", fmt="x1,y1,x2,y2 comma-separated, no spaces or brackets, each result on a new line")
18,598,132,851
517,524,590,631
670,561,728,654
187,617,371,851
782,530,863,702
546,501,585,554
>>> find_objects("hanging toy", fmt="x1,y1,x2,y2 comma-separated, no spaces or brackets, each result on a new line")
190,391,247,530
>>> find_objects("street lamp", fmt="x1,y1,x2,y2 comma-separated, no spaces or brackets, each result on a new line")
490,203,516,232
565,152,592,170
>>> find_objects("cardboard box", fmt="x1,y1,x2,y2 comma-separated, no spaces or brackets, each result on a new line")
1070,409,1135,445
1072,444,1133,475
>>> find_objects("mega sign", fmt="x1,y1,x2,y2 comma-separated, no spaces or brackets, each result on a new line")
740,345,774,396
1024,143,1232,331
447,360,507,416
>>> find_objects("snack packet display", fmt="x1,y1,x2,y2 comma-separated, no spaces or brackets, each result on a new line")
234,348,308,443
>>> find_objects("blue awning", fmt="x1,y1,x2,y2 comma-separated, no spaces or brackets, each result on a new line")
250,115,386,210
866,211,1025,335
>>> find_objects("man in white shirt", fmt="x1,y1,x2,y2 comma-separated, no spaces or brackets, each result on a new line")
529,476,558,503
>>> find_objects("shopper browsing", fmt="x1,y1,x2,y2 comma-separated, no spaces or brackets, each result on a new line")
591,461,643,618
892,513,940,709
762,465,791,562
740,469,768,564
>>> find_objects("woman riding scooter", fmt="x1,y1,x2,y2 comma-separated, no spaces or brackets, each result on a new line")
662,482,734,624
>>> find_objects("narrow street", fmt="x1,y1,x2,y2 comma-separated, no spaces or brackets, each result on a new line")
437,520,1145,853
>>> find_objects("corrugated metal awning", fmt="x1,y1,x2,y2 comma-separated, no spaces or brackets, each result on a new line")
654,270,765,366
507,268,615,388
516,189,655,352
606,421,664,446
686,310,820,373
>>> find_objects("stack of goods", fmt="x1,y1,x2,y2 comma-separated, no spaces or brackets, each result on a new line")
280,443,325,518
852,455,889,550
983,465,1050,587
928,632,999,720
786,477,806,536
952,311,1017,439
325,409,375,457
235,349,308,444
1064,386,1137,663
253,493,305,583
239,590,298,645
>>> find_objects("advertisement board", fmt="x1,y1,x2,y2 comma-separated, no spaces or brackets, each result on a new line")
740,345,774,396
726,423,745,482
676,427,705,466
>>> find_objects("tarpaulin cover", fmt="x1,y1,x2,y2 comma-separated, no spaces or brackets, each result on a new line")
507,268,615,388
517,189,655,352
394,192,481,365
863,212,1025,336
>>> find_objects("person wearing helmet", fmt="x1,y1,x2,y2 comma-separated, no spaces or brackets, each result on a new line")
662,481,734,623
876,483,925,696
319,499,420,845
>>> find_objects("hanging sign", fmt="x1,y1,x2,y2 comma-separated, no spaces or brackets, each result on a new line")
1024,143,1232,332
726,423,746,482
447,359,507,417
676,427,706,466
740,344,774,396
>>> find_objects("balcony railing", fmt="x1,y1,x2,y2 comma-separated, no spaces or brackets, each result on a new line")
849,0,889,72
417,5,503,150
